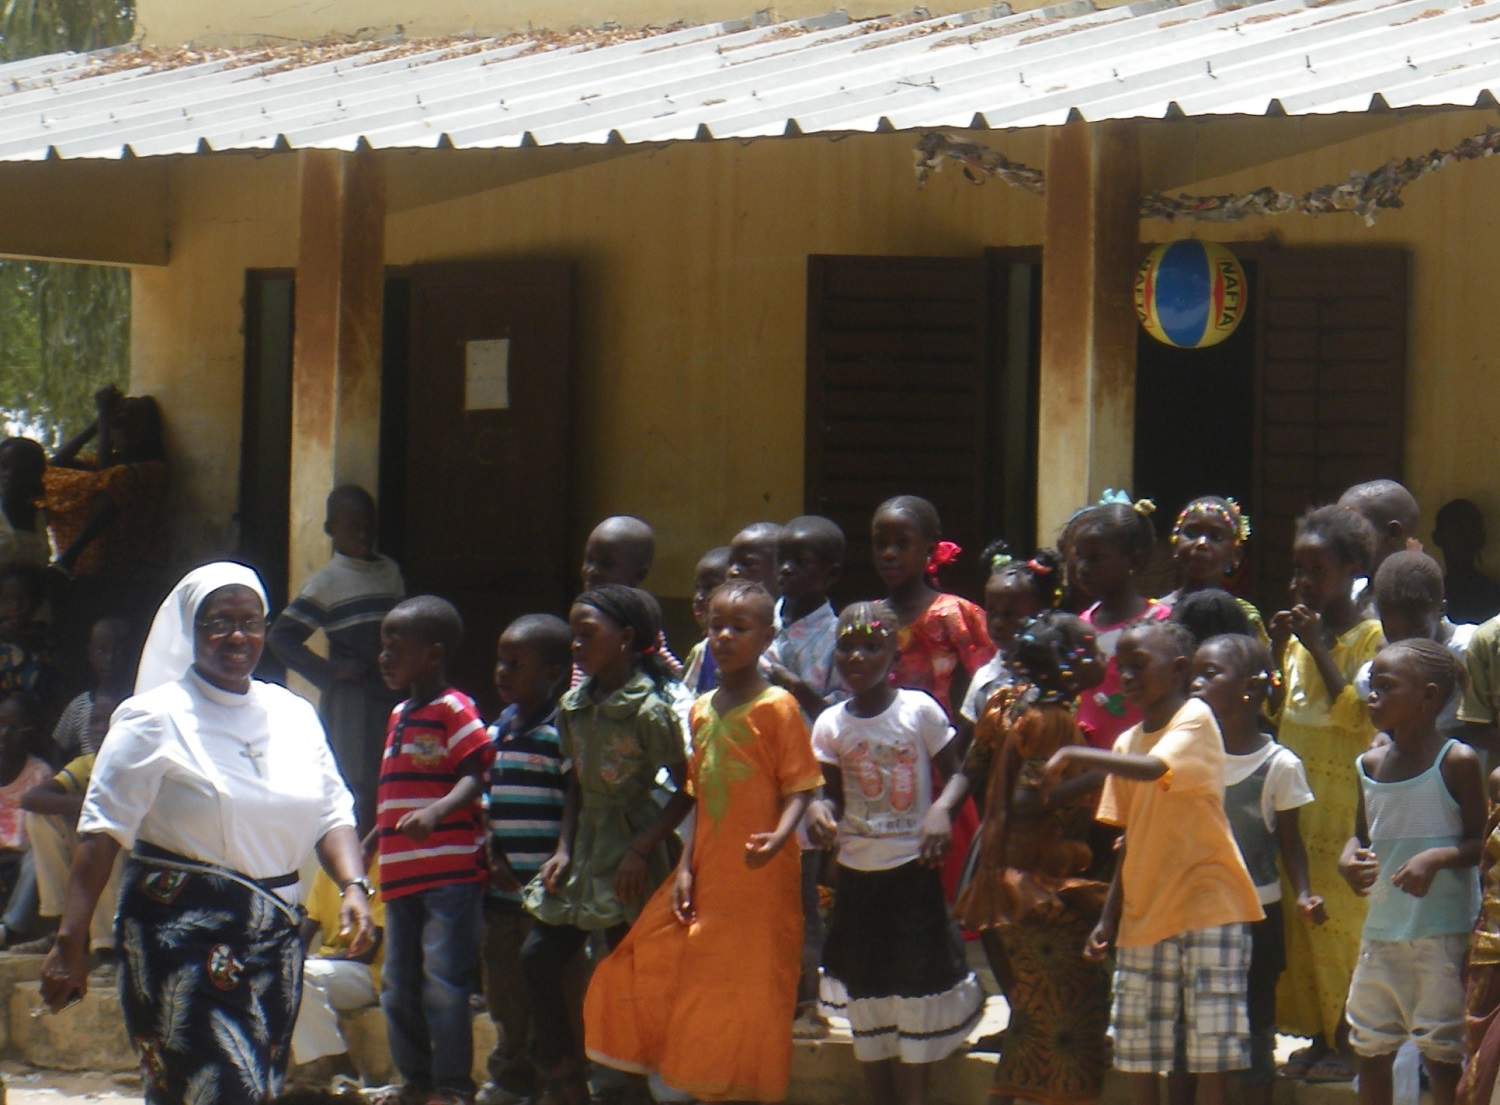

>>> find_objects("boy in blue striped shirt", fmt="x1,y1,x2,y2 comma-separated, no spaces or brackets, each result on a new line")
481,614,572,1105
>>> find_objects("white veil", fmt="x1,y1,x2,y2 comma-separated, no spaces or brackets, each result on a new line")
135,561,268,695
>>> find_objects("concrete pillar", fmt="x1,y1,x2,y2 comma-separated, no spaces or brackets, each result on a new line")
288,147,385,596
1035,121,1140,543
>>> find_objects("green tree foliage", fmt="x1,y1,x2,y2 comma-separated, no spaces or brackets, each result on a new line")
0,0,134,447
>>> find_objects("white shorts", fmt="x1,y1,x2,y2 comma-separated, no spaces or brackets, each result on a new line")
1347,934,1466,1064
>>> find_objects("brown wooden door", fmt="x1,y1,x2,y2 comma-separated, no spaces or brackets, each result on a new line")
1251,248,1407,612
805,254,1038,605
381,261,574,715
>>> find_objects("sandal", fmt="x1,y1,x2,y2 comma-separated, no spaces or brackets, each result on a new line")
1276,1043,1327,1080
1304,1056,1358,1084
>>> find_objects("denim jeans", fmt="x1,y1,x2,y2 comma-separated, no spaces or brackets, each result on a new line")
382,881,485,1092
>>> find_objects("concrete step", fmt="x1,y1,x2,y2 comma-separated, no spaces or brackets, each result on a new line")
0,946,1376,1105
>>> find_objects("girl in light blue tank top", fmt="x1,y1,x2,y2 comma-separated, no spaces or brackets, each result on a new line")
1343,639,1486,1105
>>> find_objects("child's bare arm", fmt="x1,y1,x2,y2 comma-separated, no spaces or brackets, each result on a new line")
1392,742,1488,897
1274,808,1326,924
1085,843,1124,961
1045,769,1105,809
919,743,970,867
746,789,814,868
19,779,82,819
807,767,842,847
672,816,697,926
396,770,485,844
1339,786,1379,895
1286,605,1348,705
1043,745,1167,790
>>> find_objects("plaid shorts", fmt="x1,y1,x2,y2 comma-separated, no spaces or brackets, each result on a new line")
1112,923,1252,1074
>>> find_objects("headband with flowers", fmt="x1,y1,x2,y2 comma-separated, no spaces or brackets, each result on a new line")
1171,497,1252,547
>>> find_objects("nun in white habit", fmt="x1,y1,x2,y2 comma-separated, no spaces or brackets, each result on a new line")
40,561,374,1105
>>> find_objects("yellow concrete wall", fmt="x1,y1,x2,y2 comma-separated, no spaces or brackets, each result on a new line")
383,132,1047,596
130,106,1500,599
129,153,299,564
1135,108,1500,572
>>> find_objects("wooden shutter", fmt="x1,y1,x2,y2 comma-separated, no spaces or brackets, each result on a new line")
805,255,994,603
1251,248,1408,611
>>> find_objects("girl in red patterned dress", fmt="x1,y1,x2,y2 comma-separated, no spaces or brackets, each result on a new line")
870,495,995,897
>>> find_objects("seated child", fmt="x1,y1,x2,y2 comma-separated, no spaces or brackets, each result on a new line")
0,564,55,714
1183,634,1324,1105
1354,551,1474,743
1045,621,1263,1105
291,868,386,1083
727,522,785,590
49,616,132,761
585,581,822,1102
1340,639,1484,1105
270,485,405,830
373,596,496,1104
680,547,731,696
22,689,124,956
479,615,572,1105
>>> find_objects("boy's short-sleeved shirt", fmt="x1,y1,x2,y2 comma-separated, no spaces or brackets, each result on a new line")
1097,697,1264,947
376,690,496,900
1460,614,1500,726
486,704,566,907
811,689,954,872
1359,621,1474,739
766,599,848,711
54,752,96,795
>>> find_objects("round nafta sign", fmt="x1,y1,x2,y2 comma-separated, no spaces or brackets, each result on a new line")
1135,240,1247,349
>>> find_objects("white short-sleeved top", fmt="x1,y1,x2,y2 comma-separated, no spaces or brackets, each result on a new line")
78,668,355,902
811,689,954,872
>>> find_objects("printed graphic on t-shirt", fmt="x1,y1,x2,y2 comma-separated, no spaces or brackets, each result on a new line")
845,737,923,836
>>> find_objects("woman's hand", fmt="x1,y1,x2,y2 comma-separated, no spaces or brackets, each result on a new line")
672,867,695,926
340,887,376,956
39,935,89,1012
918,804,953,867
613,847,648,905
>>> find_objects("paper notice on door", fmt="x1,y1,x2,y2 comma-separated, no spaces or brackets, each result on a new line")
464,339,510,410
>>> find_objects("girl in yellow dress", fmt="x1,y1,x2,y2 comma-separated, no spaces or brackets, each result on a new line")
1269,505,1382,1083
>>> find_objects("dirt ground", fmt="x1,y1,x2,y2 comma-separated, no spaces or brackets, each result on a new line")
1,1062,140,1105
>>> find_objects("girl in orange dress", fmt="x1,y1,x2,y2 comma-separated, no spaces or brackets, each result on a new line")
583,580,822,1103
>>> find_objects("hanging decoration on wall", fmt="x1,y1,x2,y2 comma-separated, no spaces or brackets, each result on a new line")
1135,241,1246,349
913,126,1500,226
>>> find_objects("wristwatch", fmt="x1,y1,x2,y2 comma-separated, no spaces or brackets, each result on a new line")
341,877,374,897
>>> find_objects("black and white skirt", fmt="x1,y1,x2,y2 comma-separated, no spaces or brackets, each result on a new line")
819,860,985,1063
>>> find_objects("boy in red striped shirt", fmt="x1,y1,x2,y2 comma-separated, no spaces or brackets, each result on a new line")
372,596,497,1105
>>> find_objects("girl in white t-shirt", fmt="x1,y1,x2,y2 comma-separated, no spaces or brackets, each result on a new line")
807,601,984,1105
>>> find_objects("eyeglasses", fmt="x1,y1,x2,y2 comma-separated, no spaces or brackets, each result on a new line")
196,616,267,640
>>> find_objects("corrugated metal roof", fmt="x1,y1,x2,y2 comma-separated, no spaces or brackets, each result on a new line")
1,0,1498,160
